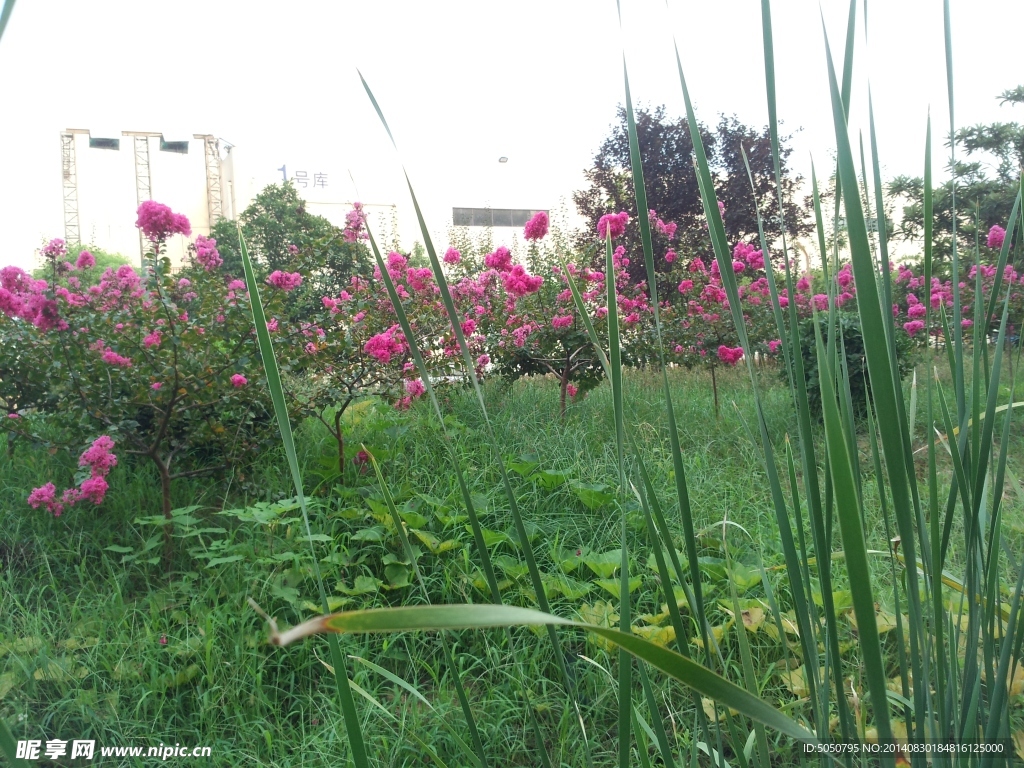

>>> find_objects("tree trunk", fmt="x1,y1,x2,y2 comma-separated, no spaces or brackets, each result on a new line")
155,456,173,564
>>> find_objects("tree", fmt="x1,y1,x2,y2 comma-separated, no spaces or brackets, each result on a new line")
573,106,809,290
31,243,130,289
211,182,369,319
889,86,1024,263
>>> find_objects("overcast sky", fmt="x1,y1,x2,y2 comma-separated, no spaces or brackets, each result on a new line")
1,0,1021,270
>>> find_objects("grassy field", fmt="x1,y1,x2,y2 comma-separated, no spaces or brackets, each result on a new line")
2,360,1023,766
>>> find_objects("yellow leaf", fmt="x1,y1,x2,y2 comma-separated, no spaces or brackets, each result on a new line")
779,665,823,698
1012,731,1024,761
691,620,732,649
701,697,738,722
631,624,676,647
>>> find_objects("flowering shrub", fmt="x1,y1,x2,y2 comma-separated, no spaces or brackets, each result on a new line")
474,218,651,416
27,435,117,517
1,204,283,527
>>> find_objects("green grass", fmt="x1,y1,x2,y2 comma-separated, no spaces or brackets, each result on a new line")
3,362,1022,765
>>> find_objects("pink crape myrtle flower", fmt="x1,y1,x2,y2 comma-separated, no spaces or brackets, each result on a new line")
566,383,579,398
501,264,543,297
988,224,1006,250
903,320,925,336
343,202,369,242
230,374,248,387
194,236,223,270
484,246,513,272
28,435,117,516
523,211,549,241
101,348,132,367
405,378,426,398
75,251,96,270
717,345,744,365
267,270,303,291
143,330,162,349
42,238,67,259
136,201,191,243
443,247,461,264
552,315,573,329
597,211,629,240
364,326,406,363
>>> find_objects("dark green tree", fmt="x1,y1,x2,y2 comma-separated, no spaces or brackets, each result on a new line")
889,86,1023,262
210,182,370,317
573,106,810,288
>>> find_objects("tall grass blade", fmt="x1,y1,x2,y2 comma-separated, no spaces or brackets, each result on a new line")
237,232,368,767
265,603,821,745
357,71,590,766
0,0,15,43
820,24,898,747
365,451,487,768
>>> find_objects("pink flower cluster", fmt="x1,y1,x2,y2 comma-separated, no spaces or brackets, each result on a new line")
501,264,543,297
343,202,369,242
136,201,191,243
597,211,629,240
194,236,223,271
484,246,513,272
267,271,303,291
0,266,65,331
364,325,406,363
42,238,68,259
28,435,117,516
523,211,549,241
717,345,743,365
76,251,96,270
649,210,677,240
444,248,461,265
988,225,1006,250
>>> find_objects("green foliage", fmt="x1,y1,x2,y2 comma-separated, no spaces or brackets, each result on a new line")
211,182,368,312
31,244,131,289
792,310,917,418
889,84,1024,260
573,105,810,288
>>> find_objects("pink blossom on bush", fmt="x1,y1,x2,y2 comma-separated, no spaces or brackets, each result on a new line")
988,224,1006,250
665,249,677,263
343,202,369,242
364,326,406,363
227,279,246,291
101,348,132,367
484,246,513,272
597,211,629,240
143,330,162,349
194,235,222,270
405,378,426,398
136,201,191,242
151,382,162,390
907,303,926,318
501,264,544,297
811,294,829,312
567,383,578,398
267,270,303,291
768,339,782,353
42,238,67,259
444,247,461,264
230,374,248,387
717,345,744,365
903,320,925,336
552,314,573,329
476,354,490,367
266,318,278,332
28,483,62,516
523,211,549,241
75,251,96,270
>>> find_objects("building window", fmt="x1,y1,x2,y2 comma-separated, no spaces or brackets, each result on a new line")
452,208,546,227
88,137,120,150
159,138,190,154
